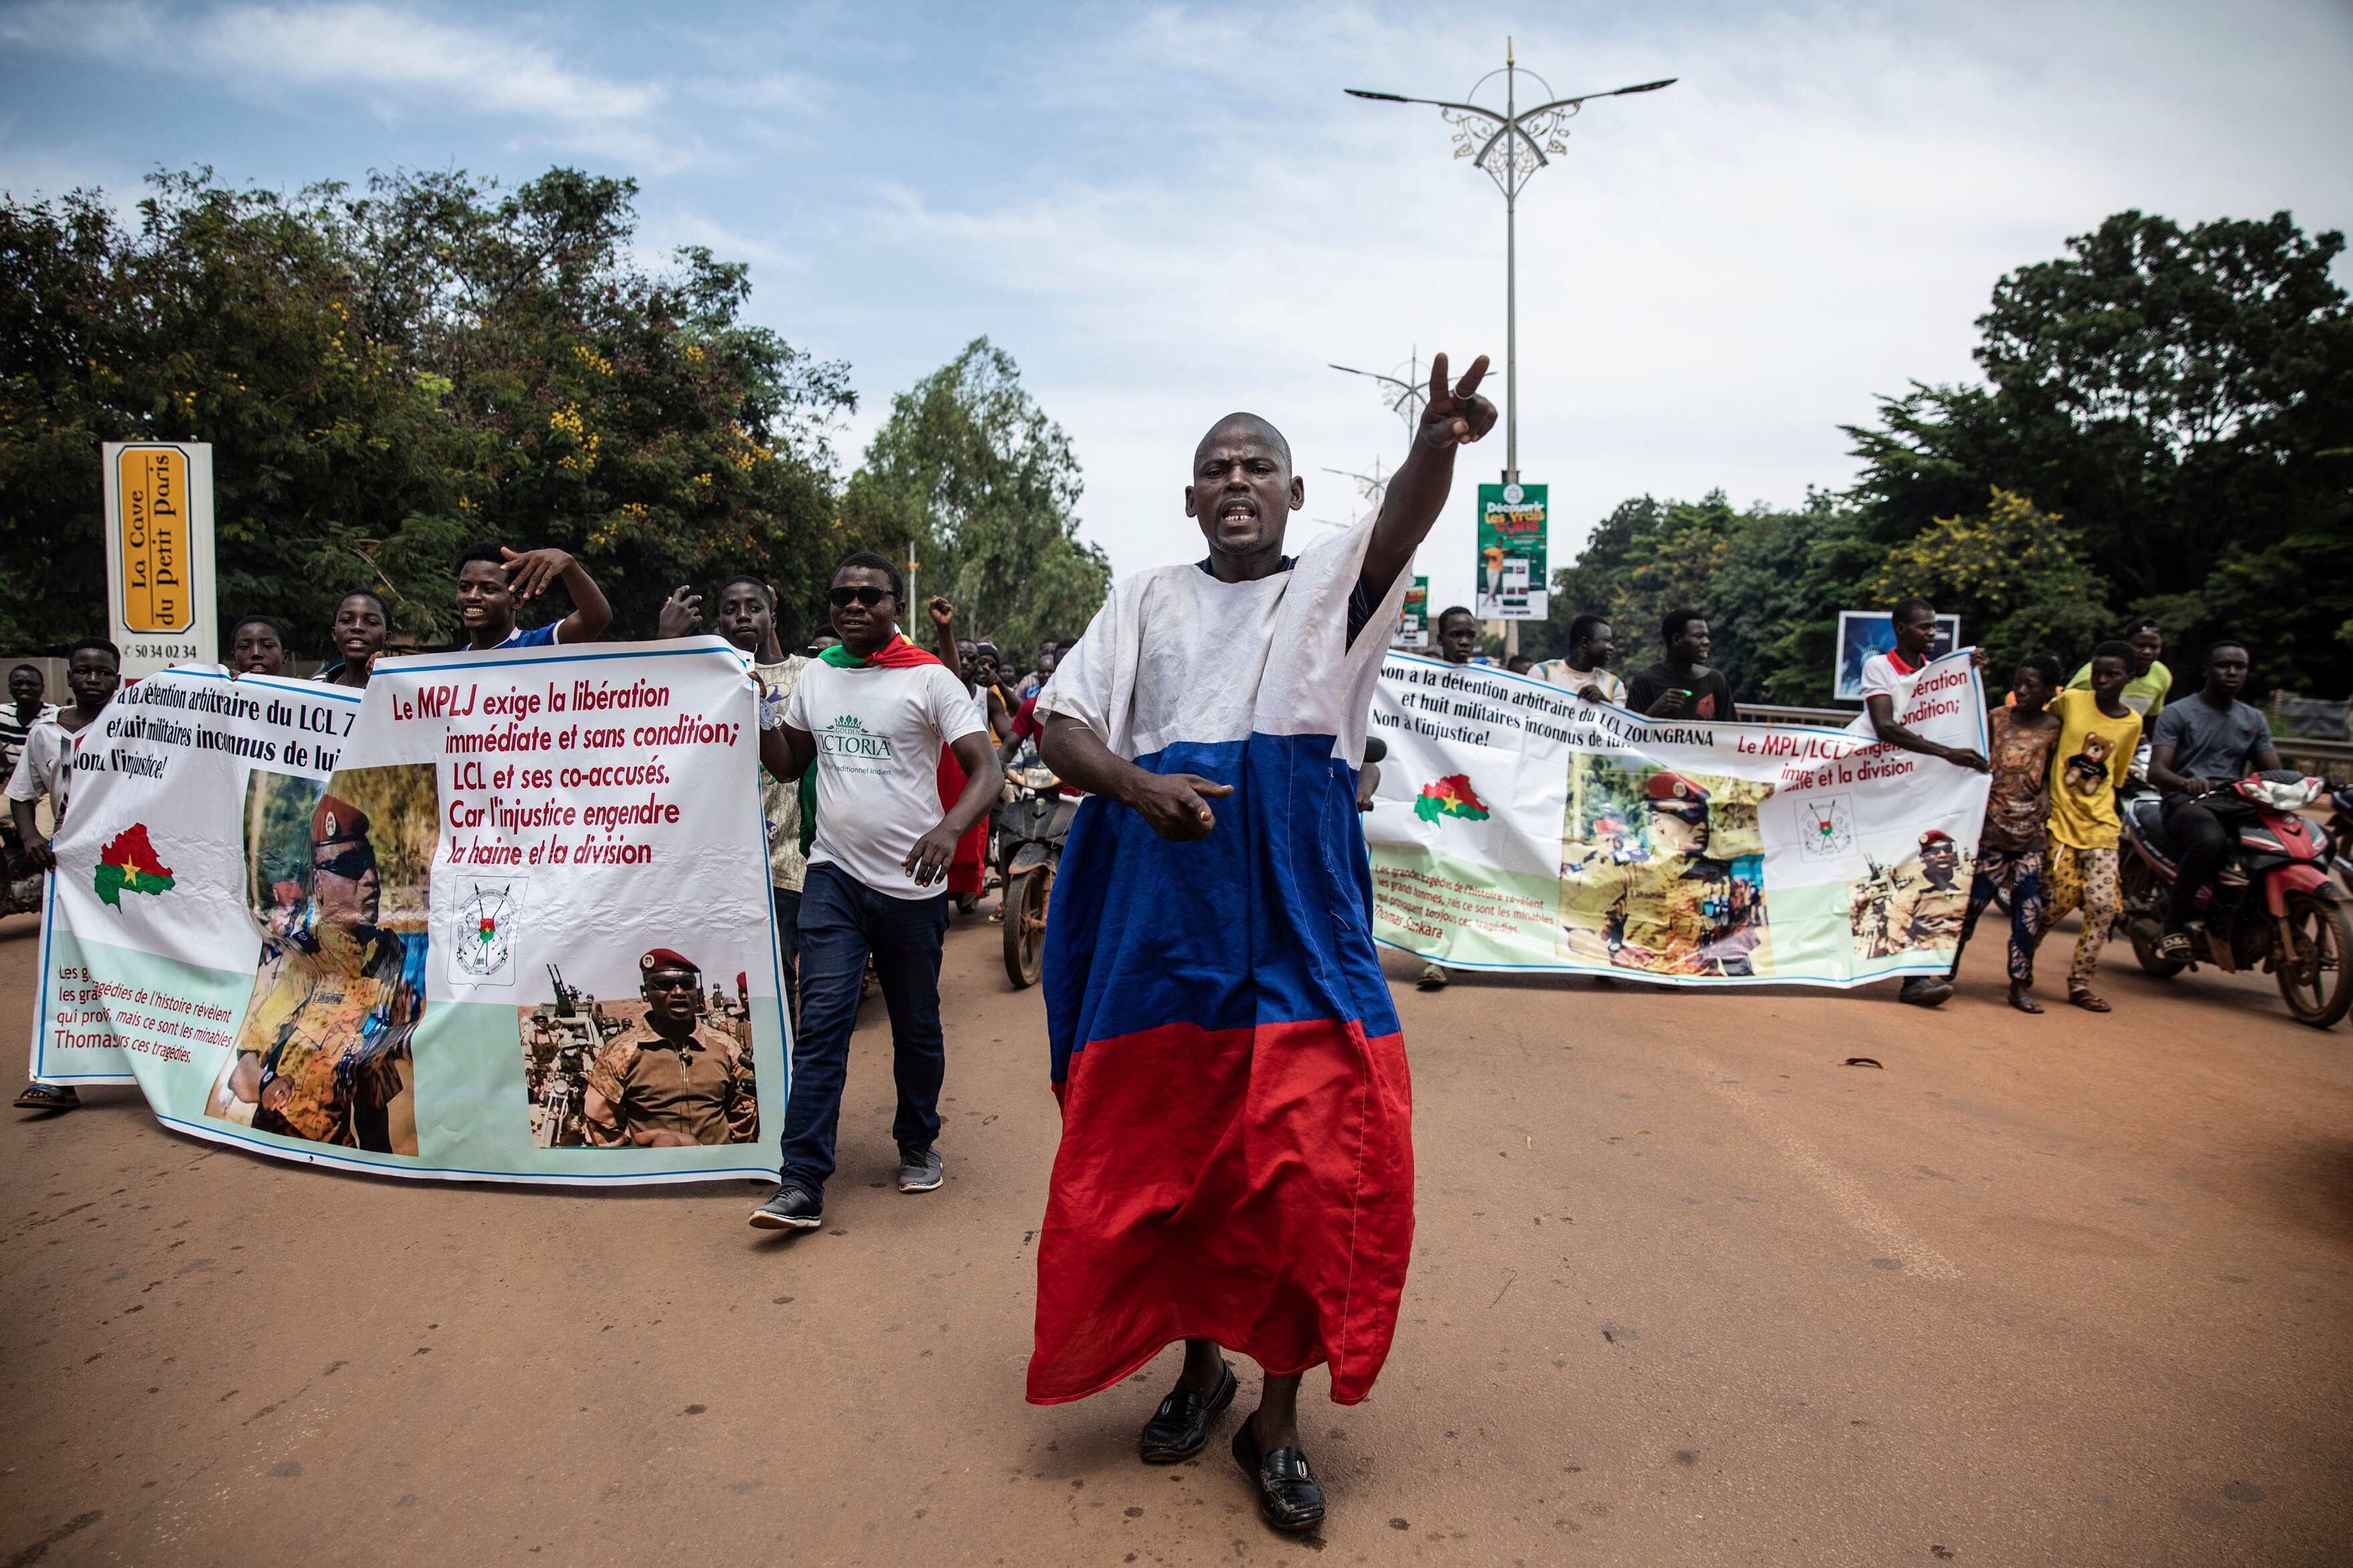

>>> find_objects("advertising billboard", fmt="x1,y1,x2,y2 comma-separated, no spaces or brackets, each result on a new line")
1474,482,1546,621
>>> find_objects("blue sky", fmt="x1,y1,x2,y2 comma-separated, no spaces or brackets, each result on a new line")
5,0,2350,616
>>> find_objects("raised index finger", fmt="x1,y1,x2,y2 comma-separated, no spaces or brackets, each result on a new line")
1426,351,1450,408
1452,354,1491,400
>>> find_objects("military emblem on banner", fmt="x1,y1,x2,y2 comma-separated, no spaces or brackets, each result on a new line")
451,878,527,984
1797,795,1855,860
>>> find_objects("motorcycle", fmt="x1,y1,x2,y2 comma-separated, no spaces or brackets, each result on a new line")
2326,784,2353,896
1,819,43,919
990,750,1077,989
1,864,40,919
2117,771,2353,1028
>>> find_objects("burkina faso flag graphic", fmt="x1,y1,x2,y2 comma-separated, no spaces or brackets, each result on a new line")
93,824,175,907
1414,773,1492,824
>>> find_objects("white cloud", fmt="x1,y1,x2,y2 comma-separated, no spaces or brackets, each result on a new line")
4,0,2348,623
1,1,673,161
206,5,660,121
821,0,2353,615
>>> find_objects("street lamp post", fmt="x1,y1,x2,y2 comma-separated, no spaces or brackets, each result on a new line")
1328,354,1429,437
1349,43,1673,653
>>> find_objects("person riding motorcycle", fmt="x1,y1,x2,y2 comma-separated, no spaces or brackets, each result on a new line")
2146,638,2284,961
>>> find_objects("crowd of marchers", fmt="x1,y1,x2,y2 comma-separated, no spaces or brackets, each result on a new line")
7,355,2346,1539
5,548,2332,1109
5,356,1511,1540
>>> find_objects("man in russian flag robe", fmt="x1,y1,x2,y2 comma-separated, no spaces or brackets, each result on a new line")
1027,355,1497,1534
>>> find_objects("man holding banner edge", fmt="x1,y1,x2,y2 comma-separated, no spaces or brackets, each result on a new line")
1860,597,1991,1006
12,639,123,1112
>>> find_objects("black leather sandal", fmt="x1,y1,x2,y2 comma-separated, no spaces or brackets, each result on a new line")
1232,1415,1325,1533
13,1083,79,1111
1138,1360,1235,1463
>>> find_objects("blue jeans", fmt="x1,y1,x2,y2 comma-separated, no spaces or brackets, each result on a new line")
779,862,950,1200
772,884,801,1026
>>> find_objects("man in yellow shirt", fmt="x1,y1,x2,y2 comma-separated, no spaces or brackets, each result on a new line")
2066,616,2170,720
2040,641,2142,1010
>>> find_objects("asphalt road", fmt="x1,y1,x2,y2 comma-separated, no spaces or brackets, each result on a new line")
3,903,2350,1567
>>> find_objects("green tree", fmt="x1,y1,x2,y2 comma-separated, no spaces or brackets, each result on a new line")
1706,492,1849,706
1527,493,1665,664
1867,487,2111,674
1845,210,2353,694
1534,490,1846,704
0,175,471,651
0,167,852,653
838,337,1108,659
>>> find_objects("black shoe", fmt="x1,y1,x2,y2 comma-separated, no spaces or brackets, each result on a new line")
1898,975,1953,1007
1139,1360,1235,1463
747,1184,822,1230
13,1083,79,1111
898,1144,943,1192
1232,1415,1324,1533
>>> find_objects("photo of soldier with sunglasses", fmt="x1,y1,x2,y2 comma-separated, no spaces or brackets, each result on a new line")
210,791,428,1154
580,948,760,1149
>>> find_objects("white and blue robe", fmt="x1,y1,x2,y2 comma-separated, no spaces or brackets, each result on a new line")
1025,520,1414,1406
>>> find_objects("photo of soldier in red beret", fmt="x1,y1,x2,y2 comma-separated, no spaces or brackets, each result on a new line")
1560,762,1772,977
1851,828,1972,963
562,949,759,1149
210,777,432,1155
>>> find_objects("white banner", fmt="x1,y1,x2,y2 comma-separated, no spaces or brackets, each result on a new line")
30,641,788,1183
1364,650,1993,986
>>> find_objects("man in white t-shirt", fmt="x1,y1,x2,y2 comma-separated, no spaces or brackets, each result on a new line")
746,552,1000,1231
1529,614,1628,706
1855,597,1991,1007
11,637,121,1111
1855,599,1991,775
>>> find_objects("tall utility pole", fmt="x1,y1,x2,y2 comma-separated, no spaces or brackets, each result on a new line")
1349,45,1673,653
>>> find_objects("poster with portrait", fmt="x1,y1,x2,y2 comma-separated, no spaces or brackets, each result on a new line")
1393,575,1430,649
1473,482,1547,621
28,642,787,1184
1364,649,1991,986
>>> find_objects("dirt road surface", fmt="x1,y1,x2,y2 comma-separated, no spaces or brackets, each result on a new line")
4,905,2350,1566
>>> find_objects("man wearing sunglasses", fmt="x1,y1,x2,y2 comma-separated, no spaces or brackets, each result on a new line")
748,552,1000,1230
582,948,759,1148
211,795,424,1153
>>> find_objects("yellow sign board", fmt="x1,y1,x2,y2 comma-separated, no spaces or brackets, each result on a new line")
116,445,193,634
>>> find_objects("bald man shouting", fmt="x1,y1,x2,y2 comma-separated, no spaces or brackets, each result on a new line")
1026,356,1497,1535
